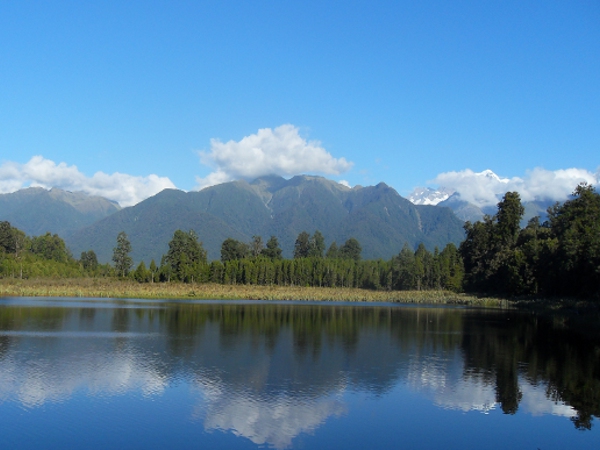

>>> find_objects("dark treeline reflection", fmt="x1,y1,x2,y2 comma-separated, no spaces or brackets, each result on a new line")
0,301,598,431
461,312,600,429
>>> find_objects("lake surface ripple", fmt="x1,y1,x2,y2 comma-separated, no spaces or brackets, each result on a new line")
0,297,598,449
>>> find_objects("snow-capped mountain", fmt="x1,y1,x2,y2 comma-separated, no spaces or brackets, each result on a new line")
479,169,509,183
408,168,597,226
409,169,553,225
408,170,509,207
408,187,455,206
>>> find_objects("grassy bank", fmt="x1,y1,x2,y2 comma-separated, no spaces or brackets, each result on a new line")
0,278,506,306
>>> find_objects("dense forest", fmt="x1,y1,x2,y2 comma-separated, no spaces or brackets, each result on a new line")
1,183,598,299
460,183,600,298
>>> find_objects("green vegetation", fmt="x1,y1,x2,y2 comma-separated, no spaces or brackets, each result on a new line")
163,229,207,282
460,183,600,299
0,278,498,305
1,183,599,303
65,175,466,263
112,231,133,277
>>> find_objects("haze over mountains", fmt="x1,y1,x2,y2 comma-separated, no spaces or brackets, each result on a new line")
0,176,465,264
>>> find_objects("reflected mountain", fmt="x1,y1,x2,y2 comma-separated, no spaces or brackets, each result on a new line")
0,300,598,447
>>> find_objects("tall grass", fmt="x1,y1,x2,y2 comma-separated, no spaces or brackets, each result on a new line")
0,278,506,306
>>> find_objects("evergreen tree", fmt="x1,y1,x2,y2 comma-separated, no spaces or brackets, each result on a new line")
515,217,548,295
165,229,207,282
438,243,464,292
0,221,27,258
80,250,98,271
548,183,600,297
294,231,311,258
460,216,494,291
250,235,264,258
414,243,428,290
340,238,362,261
112,231,133,277
326,241,339,259
31,232,71,263
221,238,249,262
0,221,16,254
209,260,225,283
149,259,158,283
308,230,326,258
460,192,526,295
496,191,525,247
394,243,416,290
134,261,150,282
261,236,283,260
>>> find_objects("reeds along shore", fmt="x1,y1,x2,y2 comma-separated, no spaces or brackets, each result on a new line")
0,278,506,306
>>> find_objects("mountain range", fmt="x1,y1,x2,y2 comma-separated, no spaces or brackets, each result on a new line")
0,176,466,264
67,175,467,263
0,187,120,237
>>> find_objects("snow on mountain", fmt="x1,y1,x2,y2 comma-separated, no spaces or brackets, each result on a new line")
408,170,510,207
480,169,509,183
408,187,455,206
409,169,557,225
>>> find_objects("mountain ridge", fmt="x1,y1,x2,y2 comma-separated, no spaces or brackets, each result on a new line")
0,187,120,237
65,175,466,263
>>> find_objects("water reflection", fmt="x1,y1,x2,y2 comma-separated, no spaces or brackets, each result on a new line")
0,299,598,448
193,377,347,448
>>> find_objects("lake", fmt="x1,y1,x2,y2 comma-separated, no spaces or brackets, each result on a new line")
0,297,598,449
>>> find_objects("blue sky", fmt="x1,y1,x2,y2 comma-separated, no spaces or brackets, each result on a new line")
1,0,598,206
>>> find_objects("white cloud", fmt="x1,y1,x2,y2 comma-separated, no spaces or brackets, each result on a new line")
0,156,176,207
195,124,353,189
195,377,346,449
519,381,576,418
0,332,167,408
431,167,598,208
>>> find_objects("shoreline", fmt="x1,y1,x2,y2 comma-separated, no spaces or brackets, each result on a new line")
0,278,506,306
2,278,597,330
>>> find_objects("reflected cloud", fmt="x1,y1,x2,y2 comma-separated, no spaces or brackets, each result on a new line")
407,353,498,413
193,377,346,449
405,353,578,419
519,381,576,418
431,376,498,413
0,349,167,408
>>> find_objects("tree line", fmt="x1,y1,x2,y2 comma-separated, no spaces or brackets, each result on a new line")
1,183,598,298
0,223,104,278
460,183,600,298
113,228,464,291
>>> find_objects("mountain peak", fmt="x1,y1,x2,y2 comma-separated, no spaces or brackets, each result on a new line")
480,169,507,182
408,187,455,206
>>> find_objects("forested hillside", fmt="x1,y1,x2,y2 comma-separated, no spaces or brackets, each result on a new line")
66,175,465,263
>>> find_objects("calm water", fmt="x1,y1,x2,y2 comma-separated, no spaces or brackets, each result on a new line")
0,298,598,449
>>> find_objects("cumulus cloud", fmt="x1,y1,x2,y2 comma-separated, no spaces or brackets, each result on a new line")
431,167,598,208
0,332,167,408
0,156,176,207
194,377,346,449
195,124,353,189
